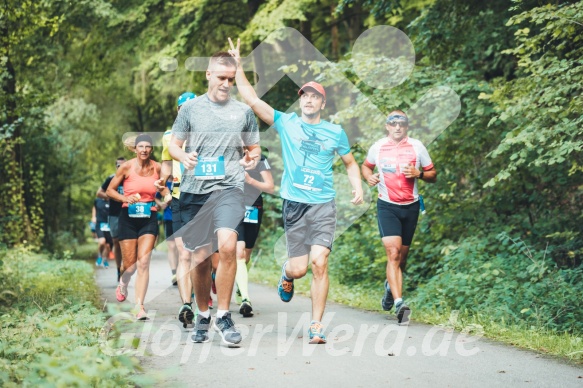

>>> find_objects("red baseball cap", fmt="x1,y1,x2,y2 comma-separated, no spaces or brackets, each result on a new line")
298,81,326,99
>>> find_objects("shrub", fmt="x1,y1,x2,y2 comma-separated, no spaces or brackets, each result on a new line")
411,233,583,333
0,246,144,386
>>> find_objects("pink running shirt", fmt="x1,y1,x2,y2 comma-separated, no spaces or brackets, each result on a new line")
364,136,433,204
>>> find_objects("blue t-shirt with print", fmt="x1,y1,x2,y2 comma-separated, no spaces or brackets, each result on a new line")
273,110,351,204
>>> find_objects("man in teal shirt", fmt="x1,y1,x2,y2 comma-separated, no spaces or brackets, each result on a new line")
229,38,363,344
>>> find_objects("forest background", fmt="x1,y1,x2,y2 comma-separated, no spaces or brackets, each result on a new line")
1,0,582,348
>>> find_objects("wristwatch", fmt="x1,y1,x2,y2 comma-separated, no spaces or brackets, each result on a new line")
419,170,424,180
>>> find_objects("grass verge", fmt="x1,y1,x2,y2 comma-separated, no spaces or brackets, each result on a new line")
0,246,156,386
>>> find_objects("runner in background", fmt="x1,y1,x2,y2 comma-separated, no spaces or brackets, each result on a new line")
94,197,111,267
155,91,200,328
107,134,171,320
155,180,178,286
235,152,274,317
90,206,97,241
98,157,127,280
361,110,437,325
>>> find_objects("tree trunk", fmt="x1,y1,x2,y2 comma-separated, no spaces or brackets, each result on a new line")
330,5,340,61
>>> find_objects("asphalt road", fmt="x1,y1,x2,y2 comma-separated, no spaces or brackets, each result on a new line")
95,253,583,387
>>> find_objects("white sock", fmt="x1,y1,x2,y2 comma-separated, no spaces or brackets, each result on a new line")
198,309,210,318
394,298,403,306
282,261,292,281
216,309,229,318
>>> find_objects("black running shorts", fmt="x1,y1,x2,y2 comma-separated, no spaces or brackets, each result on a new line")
171,197,182,239
95,220,113,245
282,199,336,258
108,216,120,239
118,208,159,241
377,199,420,246
164,220,174,241
235,207,264,249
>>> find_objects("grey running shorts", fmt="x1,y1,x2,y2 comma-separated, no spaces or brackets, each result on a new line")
282,199,336,258
178,187,245,252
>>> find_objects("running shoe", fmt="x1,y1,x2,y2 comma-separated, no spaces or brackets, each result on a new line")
115,282,127,302
211,271,217,295
277,262,294,302
171,274,177,286
178,303,195,329
103,260,110,268
213,312,242,345
208,297,213,309
239,299,253,317
95,256,103,267
308,321,327,344
191,314,211,343
395,301,411,325
381,280,394,311
136,307,149,321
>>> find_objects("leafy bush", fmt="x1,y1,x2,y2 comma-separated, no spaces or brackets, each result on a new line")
0,247,144,386
411,233,583,333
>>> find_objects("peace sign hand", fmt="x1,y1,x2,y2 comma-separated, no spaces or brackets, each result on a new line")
228,37,241,66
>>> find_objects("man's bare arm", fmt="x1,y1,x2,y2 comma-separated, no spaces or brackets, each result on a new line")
229,37,275,126
341,152,364,205
168,135,198,170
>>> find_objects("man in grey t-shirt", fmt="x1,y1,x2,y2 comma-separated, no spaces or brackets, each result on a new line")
169,52,260,346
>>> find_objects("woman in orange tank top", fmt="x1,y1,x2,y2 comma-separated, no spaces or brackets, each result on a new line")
107,134,170,320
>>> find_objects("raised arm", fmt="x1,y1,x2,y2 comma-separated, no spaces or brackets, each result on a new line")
228,37,275,126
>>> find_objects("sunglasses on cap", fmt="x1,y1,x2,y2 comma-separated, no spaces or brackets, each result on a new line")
387,121,408,127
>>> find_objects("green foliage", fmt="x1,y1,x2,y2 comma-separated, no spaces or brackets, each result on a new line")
486,1,583,188
1,0,582,368
412,233,583,333
0,247,142,386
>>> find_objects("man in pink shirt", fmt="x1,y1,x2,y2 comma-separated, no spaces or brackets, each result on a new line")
361,110,437,324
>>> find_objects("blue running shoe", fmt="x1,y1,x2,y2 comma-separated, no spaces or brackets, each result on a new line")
95,257,103,267
277,262,294,302
308,321,327,344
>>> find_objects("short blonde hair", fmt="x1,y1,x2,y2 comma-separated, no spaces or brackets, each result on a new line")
208,51,237,70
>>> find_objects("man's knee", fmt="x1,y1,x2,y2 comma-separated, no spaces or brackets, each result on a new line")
287,258,309,278
178,250,191,264
384,244,401,261
311,260,328,279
